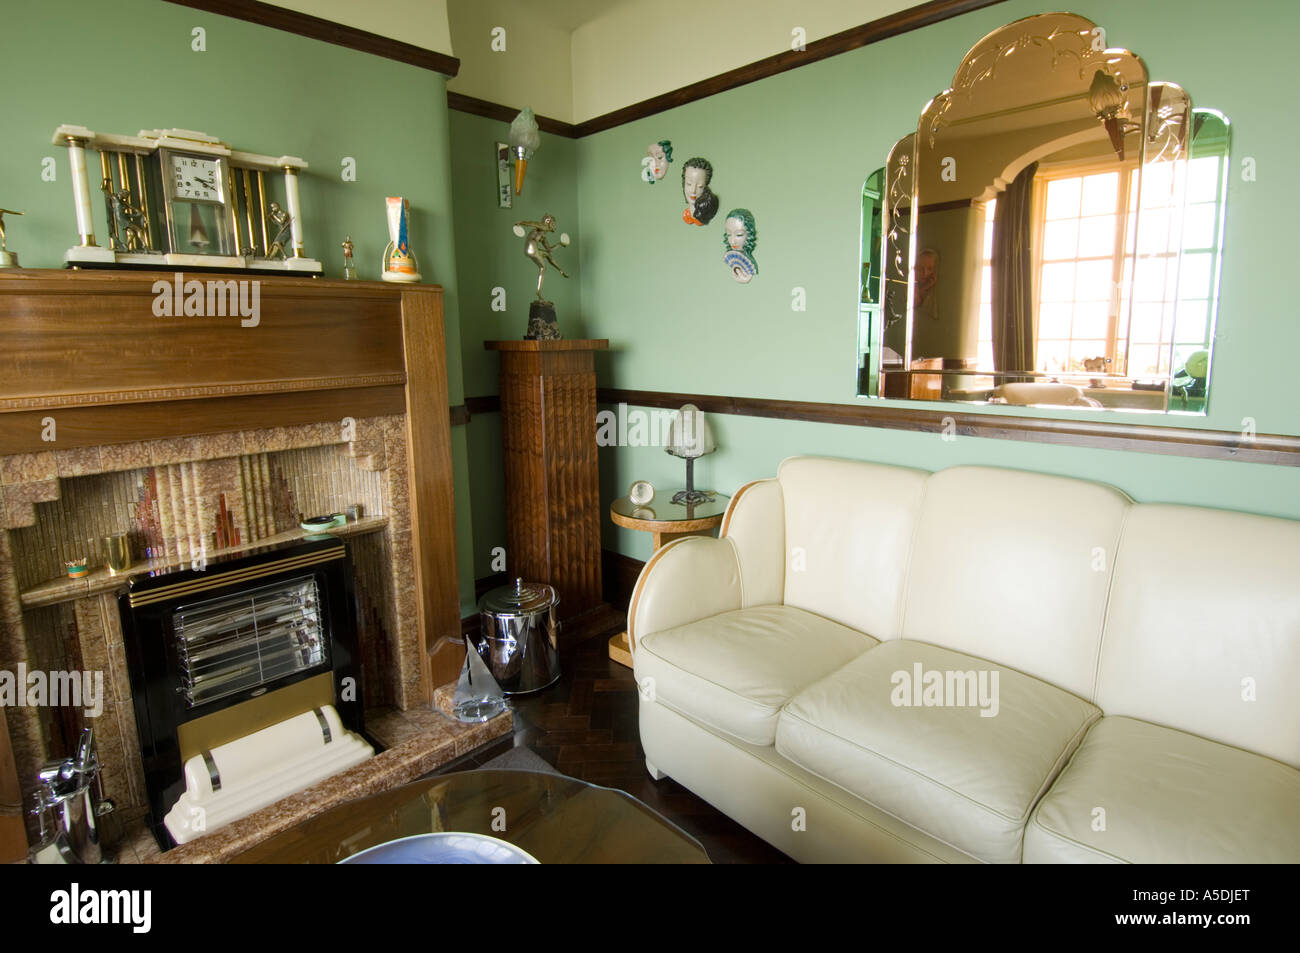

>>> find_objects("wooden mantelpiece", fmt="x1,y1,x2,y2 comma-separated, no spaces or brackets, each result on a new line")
0,270,415,454
486,339,609,636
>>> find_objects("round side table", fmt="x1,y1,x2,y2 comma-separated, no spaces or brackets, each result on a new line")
608,491,729,668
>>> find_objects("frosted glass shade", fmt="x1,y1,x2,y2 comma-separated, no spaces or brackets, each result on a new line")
665,403,716,458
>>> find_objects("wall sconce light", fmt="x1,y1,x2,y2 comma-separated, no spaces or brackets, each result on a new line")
508,107,541,195
665,403,716,505
1088,69,1138,161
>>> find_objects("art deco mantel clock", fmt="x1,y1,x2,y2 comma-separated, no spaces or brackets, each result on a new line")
51,125,322,274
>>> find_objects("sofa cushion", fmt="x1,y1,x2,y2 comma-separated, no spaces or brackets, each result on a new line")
1025,716,1300,863
1096,504,1300,769
778,457,929,641
634,605,875,746
900,466,1130,700
776,639,1100,863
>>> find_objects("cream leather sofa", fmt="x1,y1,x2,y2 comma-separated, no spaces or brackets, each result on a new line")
629,457,1300,863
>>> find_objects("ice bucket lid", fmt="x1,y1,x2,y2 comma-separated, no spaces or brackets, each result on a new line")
479,577,558,618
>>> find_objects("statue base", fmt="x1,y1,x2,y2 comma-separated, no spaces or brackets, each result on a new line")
0,250,19,268
525,299,562,341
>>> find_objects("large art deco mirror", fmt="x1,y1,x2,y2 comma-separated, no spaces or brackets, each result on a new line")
856,12,1231,414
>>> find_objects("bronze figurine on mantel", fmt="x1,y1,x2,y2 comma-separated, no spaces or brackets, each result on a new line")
513,213,570,340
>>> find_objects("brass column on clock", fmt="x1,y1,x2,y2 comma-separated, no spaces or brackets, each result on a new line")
486,339,610,641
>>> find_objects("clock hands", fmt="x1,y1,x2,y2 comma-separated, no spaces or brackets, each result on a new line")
177,176,216,198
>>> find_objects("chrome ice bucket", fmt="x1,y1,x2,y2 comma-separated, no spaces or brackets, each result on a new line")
476,578,560,694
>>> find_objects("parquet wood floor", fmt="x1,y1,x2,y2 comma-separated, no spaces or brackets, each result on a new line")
437,629,794,864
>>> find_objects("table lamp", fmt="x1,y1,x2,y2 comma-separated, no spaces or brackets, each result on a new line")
665,403,716,505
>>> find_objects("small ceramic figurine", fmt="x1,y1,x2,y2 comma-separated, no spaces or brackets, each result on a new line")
640,140,673,184
382,196,422,282
682,157,718,226
0,207,23,267
722,208,758,283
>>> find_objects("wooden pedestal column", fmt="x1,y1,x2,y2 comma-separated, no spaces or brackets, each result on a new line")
486,340,610,641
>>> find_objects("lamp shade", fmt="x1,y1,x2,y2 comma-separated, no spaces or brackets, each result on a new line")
1088,69,1126,120
665,404,715,458
509,108,542,195
508,107,541,158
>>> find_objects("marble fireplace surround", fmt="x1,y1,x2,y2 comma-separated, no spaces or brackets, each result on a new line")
0,271,478,861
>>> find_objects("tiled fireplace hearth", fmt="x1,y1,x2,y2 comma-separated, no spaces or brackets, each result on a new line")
0,271,496,862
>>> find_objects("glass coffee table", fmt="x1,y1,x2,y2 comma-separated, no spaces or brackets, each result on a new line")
229,769,709,864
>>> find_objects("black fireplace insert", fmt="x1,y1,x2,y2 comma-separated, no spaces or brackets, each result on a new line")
118,535,368,849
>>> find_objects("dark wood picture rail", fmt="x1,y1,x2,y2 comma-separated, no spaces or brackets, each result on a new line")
445,0,1008,137
161,0,461,77
461,389,1299,467
446,93,578,139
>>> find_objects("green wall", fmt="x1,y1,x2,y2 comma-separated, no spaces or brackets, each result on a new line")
447,111,581,590
2,0,479,612
567,0,1300,562
7,0,1296,613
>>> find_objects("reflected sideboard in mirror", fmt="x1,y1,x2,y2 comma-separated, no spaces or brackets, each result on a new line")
856,12,1231,415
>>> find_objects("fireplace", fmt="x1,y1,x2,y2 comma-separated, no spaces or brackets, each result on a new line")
118,535,374,849
1,271,479,862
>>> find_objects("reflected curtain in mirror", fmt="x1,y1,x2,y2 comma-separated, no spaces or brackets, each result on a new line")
990,160,1037,382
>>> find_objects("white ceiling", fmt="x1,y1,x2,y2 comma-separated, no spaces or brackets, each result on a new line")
521,0,641,32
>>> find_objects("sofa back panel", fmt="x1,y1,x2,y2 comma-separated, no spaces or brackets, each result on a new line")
1096,505,1300,768
722,478,786,607
777,456,929,640
900,466,1131,700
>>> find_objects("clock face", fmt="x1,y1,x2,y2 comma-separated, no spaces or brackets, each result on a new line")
170,154,222,203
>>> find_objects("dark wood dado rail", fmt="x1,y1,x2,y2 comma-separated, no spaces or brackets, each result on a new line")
461,388,1299,466
595,389,1300,466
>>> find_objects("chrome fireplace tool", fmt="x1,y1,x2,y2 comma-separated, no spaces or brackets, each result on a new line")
29,727,114,864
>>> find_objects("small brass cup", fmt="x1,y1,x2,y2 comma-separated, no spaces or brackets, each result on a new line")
104,533,131,575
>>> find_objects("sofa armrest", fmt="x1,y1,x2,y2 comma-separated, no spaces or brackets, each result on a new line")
627,536,741,655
